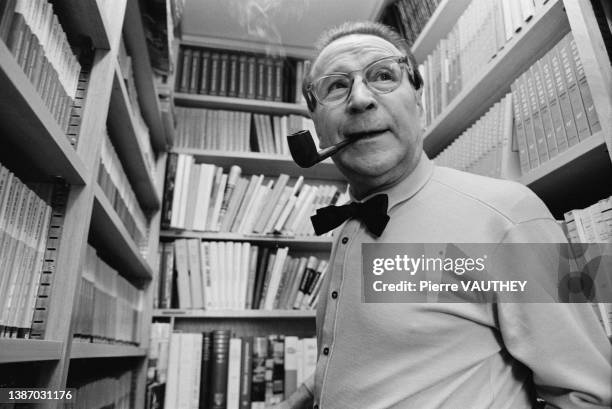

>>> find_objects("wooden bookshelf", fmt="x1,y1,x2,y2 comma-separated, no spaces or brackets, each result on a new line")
423,0,570,156
410,0,472,62
174,93,310,116
154,309,316,319
0,339,62,363
0,40,87,185
160,229,333,251
109,64,161,211
91,185,154,281
519,132,608,188
123,0,167,151
172,148,343,181
69,342,147,359
51,0,112,49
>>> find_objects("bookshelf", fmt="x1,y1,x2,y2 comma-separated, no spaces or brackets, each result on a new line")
175,92,310,116
0,0,165,407
154,309,316,319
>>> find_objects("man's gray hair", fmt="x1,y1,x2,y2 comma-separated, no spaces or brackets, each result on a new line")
302,21,421,111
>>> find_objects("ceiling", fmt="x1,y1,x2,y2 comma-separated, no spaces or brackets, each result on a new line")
181,0,388,58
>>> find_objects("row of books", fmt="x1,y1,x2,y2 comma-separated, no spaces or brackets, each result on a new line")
0,0,82,141
175,46,303,103
511,32,600,173
98,130,149,255
174,107,319,156
433,94,519,180
117,37,157,179
70,371,133,409
156,239,328,311
0,163,52,339
149,327,317,409
419,0,546,125
73,245,143,345
383,0,442,46
163,156,346,235
561,197,612,337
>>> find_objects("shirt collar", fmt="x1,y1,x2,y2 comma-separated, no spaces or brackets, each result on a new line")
349,152,434,210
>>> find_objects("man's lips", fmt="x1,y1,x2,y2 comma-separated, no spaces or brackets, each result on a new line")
345,129,389,140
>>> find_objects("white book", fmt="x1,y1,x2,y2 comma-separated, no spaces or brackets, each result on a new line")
217,166,242,230
209,174,228,232
272,115,282,154
218,241,227,309
239,242,251,310
176,334,193,409
193,164,216,231
296,339,304,386
200,241,214,310
274,195,297,234
174,239,192,309
241,180,273,234
209,242,220,309
178,156,194,228
500,0,515,41
236,175,264,233
283,185,314,234
263,186,292,234
284,336,299,397
227,242,238,309
280,115,289,155
190,333,203,409
164,333,181,409
170,154,186,228
519,0,535,21
253,174,290,234
263,247,289,309
227,338,243,409
302,338,318,381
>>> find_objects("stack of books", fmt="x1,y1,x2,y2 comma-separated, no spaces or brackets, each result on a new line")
71,371,133,409
98,130,150,256
157,240,328,311
561,196,612,338
511,32,601,174
162,157,347,236
433,94,519,179
381,0,442,46
420,0,551,126
174,107,318,156
0,0,82,141
73,245,143,346
154,328,317,409
0,163,53,339
175,46,303,104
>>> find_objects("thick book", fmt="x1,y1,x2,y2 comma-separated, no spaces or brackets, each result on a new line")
549,44,579,148
524,69,549,163
531,63,558,159
199,50,211,95
189,49,202,94
210,330,231,409
239,337,253,409
227,338,243,409
200,332,212,409
568,35,601,134
539,54,569,153
179,48,192,93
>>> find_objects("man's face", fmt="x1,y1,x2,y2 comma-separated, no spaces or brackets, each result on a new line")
310,34,424,196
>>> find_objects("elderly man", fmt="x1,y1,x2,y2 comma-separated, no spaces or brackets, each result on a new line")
277,21,612,409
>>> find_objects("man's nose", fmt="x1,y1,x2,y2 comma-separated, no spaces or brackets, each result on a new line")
346,77,377,113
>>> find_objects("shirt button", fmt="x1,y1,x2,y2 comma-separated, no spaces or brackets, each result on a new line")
323,347,330,355
331,291,338,299
341,237,349,244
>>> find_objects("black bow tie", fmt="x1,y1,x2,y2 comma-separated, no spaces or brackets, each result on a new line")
311,194,390,237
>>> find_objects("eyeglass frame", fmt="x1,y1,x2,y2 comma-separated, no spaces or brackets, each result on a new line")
303,55,422,111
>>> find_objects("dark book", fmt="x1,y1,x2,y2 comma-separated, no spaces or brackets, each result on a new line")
539,54,568,153
6,11,25,58
568,35,601,134
251,337,268,406
293,256,318,309
23,33,39,80
271,335,285,403
209,330,231,409
209,52,220,95
179,48,192,93
0,0,17,42
247,56,257,99
239,336,253,409
265,58,274,101
273,59,283,102
256,57,266,100
189,49,201,94
228,54,239,98
199,50,211,94
549,45,579,147
252,247,270,309
557,34,590,141
16,23,31,69
161,153,178,228
237,55,248,98
199,332,212,409
218,53,229,96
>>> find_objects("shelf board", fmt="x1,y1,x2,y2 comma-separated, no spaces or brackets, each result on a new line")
172,148,343,181
109,65,161,211
161,230,333,251
180,36,315,60
411,0,472,62
123,0,167,151
519,131,609,190
424,0,570,156
174,93,310,117
70,342,146,359
51,0,112,49
0,339,62,363
0,41,87,185
91,185,153,281
153,309,316,319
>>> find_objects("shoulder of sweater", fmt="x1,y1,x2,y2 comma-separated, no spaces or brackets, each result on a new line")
429,166,555,225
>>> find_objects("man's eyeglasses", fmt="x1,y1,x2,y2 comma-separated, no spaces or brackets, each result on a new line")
305,55,412,108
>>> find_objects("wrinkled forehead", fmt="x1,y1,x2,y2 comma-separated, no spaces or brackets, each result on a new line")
311,34,403,78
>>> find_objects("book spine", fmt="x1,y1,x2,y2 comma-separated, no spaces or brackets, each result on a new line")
210,330,231,409
189,49,202,94
568,35,601,134
539,54,568,153
525,68,549,163
219,53,229,96
199,50,211,95
179,48,192,93
549,44,579,147
531,63,558,159
239,336,253,409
